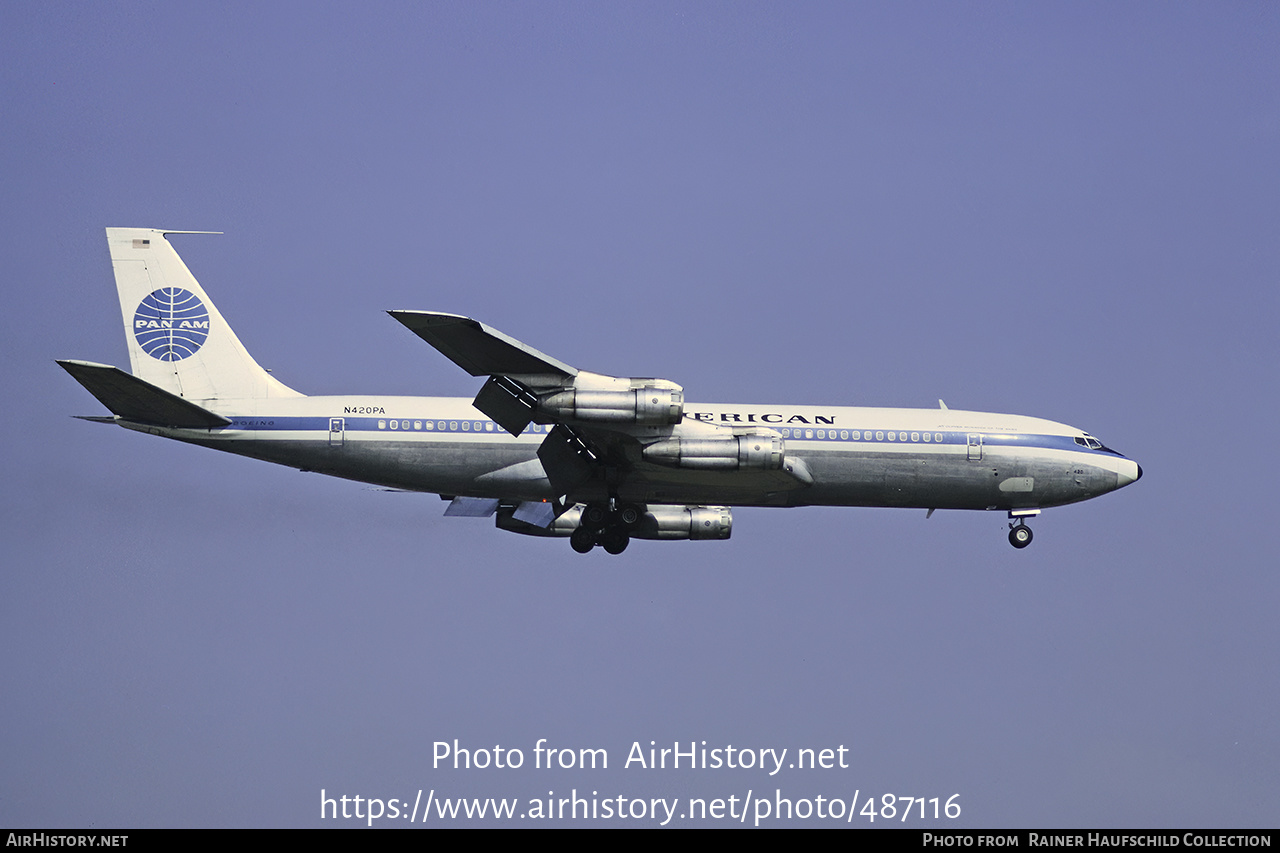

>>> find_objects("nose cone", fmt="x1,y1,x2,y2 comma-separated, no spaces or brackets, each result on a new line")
1117,458,1142,488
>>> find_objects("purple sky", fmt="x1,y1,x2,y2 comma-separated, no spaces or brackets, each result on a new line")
3,2,1278,827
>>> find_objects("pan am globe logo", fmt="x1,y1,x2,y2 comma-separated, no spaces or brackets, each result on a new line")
133,288,210,361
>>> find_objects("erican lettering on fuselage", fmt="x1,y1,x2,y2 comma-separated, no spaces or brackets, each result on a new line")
690,412,836,425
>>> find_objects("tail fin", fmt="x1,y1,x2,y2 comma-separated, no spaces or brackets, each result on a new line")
107,228,302,402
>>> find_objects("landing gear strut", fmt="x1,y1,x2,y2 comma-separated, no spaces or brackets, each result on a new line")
571,500,642,555
1007,509,1039,549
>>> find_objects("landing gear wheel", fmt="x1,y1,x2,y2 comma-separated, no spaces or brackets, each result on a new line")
1009,524,1033,549
570,527,596,554
618,503,642,528
582,504,609,529
600,530,630,555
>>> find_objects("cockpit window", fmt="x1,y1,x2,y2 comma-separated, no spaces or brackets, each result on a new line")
1075,435,1104,450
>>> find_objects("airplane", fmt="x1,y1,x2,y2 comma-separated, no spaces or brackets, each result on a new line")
59,228,1141,555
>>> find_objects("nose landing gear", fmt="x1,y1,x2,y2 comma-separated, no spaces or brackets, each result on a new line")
1007,508,1039,549
1008,522,1033,548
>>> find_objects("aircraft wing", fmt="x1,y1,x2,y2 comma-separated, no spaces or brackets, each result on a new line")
388,311,576,382
392,311,814,518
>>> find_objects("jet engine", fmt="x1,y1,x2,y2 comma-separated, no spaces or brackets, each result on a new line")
538,383,683,426
635,505,732,540
495,503,732,541
472,371,683,435
641,433,784,470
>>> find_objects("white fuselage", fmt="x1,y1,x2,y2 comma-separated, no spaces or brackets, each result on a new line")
125,394,1140,512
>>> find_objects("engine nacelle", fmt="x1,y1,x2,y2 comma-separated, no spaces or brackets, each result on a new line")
641,433,784,470
634,505,732,540
476,370,684,435
495,503,731,541
539,383,683,425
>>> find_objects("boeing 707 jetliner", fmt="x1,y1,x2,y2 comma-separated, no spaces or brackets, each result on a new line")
60,229,1141,554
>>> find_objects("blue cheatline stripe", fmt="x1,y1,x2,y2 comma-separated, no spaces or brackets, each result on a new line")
222,416,552,436
754,426,1122,457
212,417,1123,458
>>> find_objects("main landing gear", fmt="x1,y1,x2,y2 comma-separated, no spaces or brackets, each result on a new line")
570,500,642,555
1007,509,1039,549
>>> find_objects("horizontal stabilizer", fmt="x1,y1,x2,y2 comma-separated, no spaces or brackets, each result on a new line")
389,311,576,381
56,360,231,428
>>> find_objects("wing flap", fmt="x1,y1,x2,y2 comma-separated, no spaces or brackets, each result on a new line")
57,360,231,428
443,497,500,517
536,424,599,494
472,374,539,435
512,501,557,528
